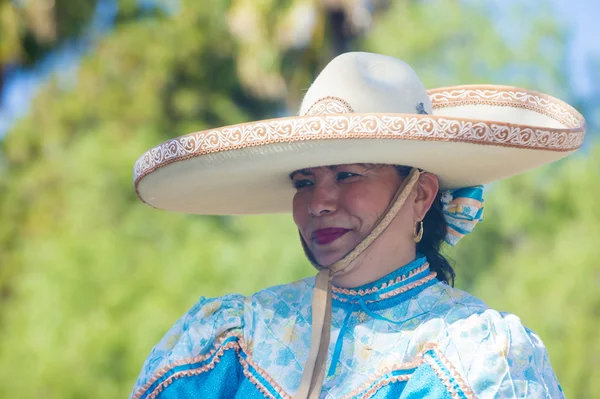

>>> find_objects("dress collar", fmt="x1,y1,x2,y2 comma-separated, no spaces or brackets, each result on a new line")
331,255,437,308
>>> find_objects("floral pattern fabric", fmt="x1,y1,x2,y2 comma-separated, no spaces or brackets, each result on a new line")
130,257,563,399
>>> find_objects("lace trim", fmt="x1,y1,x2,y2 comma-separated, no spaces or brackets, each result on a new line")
379,272,437,300
132,333,290,399
238,339,292,399
239,357,284,399
133,335,478,399
132,339,240,399
332,263,430,296
332,272,436,304
339,364,419,399
338,343,467,398
423,345,476,399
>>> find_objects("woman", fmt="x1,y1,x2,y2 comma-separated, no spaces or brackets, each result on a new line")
130,52,585,398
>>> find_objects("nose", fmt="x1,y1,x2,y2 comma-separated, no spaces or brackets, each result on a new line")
308,182,338,216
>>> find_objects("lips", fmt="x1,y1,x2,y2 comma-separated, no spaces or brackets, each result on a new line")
311,228,351,245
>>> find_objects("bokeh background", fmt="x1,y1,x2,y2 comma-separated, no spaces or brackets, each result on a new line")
1,0,599,397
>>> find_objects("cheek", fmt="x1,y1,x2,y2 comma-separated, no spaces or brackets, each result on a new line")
292,193,308,229
387,190,419,236
394,200,416,230
342,185,391,227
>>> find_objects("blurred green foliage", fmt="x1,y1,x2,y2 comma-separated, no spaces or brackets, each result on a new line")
0,0,98,71
0,0,597,398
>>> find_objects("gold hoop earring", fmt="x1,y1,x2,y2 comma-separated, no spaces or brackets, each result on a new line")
413,220,424,243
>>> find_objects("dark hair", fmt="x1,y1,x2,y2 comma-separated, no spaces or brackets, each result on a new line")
394,166,455,286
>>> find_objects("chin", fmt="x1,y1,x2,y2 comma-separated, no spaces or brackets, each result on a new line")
313,249,348,267
311,236,358,267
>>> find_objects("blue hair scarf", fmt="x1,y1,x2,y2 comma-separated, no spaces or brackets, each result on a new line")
440,186,484,246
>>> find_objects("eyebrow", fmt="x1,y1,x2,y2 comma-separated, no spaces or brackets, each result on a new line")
289,164,374,180
289,169,313,180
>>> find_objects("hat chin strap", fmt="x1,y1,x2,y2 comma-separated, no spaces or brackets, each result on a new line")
294,168,421,399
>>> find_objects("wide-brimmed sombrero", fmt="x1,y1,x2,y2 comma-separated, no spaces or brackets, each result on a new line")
134,52,585,215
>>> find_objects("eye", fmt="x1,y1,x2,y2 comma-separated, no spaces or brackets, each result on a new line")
336,171,360,181
293,179,313,189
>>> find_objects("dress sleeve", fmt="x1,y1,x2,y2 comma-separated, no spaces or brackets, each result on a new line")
129,294,247,399
401,310,564,399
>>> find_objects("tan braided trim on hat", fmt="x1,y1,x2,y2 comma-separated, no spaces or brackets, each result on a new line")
294,168,421,399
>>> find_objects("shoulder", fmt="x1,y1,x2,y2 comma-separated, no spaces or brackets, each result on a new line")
415,281,489,323
424,284,564,398
131,278,314,396
131,293,248,396
250,276,315,311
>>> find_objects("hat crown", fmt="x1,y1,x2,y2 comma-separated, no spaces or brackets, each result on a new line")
299,52,432,116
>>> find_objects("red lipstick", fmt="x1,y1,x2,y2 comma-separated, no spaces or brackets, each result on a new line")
311,228,351,245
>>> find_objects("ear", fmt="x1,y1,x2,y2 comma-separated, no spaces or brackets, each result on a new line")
414,172,439,220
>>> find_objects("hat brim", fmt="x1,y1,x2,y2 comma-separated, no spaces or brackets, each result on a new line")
134,85,585,214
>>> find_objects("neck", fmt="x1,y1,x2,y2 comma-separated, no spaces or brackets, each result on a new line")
332,245,417,288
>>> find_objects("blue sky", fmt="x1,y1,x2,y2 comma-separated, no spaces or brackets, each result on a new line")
0,0,598,137
549,0,600,95
0,0,117,135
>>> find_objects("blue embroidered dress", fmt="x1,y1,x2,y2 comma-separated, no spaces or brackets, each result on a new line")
130,256,563,399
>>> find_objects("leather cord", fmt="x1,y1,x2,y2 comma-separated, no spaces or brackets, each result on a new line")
294,168,421,399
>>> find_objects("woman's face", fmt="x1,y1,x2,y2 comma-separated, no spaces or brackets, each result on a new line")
291,164,408,267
